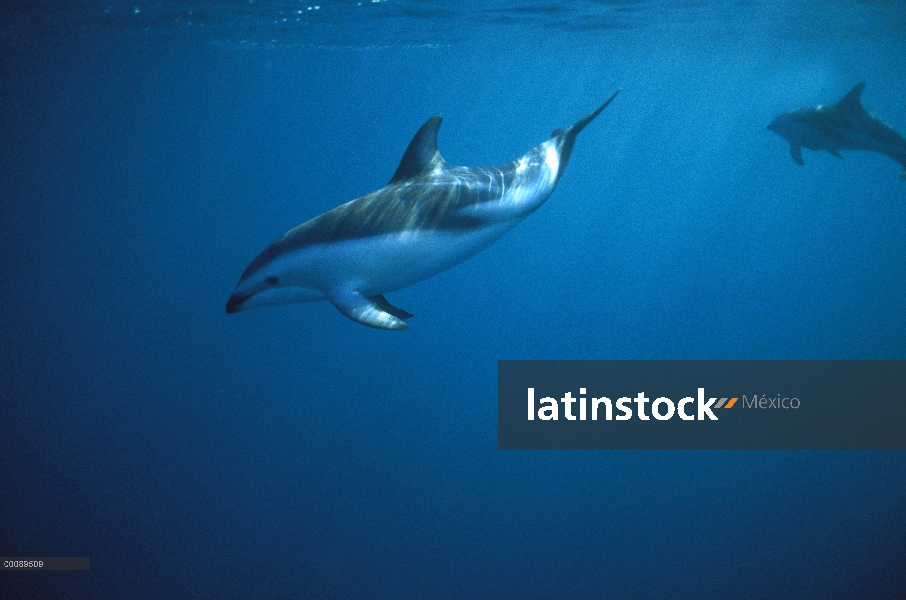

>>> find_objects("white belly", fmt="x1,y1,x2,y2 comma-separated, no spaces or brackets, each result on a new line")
280,221,517,297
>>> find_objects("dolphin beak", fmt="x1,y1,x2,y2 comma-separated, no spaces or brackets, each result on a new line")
225,292,249,314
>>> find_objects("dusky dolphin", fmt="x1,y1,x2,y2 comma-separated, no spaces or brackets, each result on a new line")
767,81,906,178
226,90,621,330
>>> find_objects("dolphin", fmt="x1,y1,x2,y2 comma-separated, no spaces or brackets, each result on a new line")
767,81,906,178
226,90,620,329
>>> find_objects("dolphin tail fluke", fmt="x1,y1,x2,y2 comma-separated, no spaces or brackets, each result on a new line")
554,89,620,171
328,290,409,330
564,89,622,142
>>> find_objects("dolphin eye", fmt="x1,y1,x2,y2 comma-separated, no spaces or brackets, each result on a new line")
266,276,279,286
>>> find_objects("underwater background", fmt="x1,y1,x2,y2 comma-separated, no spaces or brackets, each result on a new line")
2,1,905,597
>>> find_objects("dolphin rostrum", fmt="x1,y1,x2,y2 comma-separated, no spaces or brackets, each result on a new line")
226,90,620,329
767,81,906,178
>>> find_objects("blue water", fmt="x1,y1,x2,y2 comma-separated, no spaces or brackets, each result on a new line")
2,1,905,598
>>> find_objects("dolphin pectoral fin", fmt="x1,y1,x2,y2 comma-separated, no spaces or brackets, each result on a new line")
328,290,409,330
828,149,844,159
369,294,414,320
790,144,804,165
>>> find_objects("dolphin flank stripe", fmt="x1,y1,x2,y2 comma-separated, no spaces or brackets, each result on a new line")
238,170,510,283
227,89,620,329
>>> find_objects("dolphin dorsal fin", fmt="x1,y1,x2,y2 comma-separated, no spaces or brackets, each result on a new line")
389,116,447,184
837,81,866,113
